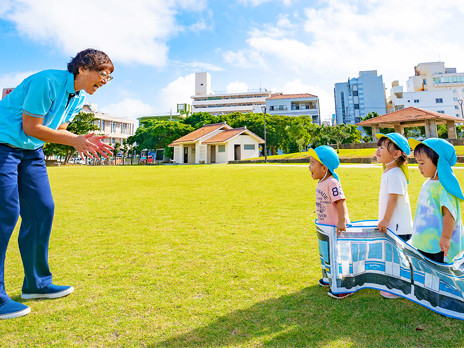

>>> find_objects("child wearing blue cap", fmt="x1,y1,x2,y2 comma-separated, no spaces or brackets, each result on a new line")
308,145,352,299
408,138,464,263
375,133,413,299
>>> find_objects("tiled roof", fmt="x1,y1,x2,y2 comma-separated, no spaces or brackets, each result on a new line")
267,93,318,100
169,122,230,145
357,107,463,126
202,128,246,144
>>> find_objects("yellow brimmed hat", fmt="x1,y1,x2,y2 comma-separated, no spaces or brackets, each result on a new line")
376,133,411,183
308,145,340,181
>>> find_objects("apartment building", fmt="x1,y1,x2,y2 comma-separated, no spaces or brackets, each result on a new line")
388,80,455,116
191,72,271,115
82,103,136,145
406,62,464,118
265,93,320,124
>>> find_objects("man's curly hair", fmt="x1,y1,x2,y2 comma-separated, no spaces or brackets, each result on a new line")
67,49,114,76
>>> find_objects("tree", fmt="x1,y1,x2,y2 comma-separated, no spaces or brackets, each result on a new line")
182,112,220,129
44,111,100,164
287,116,317,152
121,139,130,165
112,142,121,164
309,124,361,151
128,120,195,159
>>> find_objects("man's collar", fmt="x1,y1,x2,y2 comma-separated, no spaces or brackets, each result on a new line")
66,71,77,94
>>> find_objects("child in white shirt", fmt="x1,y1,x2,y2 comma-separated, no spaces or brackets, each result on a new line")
375,133,413,299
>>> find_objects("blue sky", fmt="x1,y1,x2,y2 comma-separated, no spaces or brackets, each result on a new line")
1,0,464,121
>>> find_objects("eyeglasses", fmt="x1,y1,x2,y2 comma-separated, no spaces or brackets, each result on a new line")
95,70,113,82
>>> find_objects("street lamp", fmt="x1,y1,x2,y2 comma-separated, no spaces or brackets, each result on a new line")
261,105,268,163
458,99,464,119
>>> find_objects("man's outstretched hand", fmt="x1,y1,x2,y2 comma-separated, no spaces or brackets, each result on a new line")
73,133,114,160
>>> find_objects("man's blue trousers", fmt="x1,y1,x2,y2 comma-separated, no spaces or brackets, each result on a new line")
0,144,54,305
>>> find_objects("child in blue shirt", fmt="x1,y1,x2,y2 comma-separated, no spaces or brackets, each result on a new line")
408,138,464,263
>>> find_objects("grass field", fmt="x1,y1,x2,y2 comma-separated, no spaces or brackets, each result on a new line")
3,164,464,346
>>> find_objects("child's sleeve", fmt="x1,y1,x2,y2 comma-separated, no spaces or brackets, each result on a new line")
387,170,407,195
329,180,346,204
439,187,458,221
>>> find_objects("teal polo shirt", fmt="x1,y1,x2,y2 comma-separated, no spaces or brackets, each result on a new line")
0,69,85,149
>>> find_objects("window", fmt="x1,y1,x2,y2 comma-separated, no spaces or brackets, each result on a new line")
269,106,275,111
101,120,105,130
112,122,117,132
354,104,359,109
437,110,445,114
435,98,443,104
414,99,420,103
244,144,255,150
278,105,287,110
353,90,358,96
454,97,458,101
122,124,126,134
456,106,460,110
218,145,225,152
423,79,427,85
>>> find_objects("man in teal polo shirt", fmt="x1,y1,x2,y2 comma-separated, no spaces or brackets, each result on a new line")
0,48,114,319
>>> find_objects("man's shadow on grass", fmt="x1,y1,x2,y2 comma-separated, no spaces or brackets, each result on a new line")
151,286,434,347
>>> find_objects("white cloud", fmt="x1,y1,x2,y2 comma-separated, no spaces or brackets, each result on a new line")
226,81,249,93
0,0,207,67
237,0,294,6
100,98,155,119
222,49,267,69
181,62,224,72
158,73,196,113
246,0,464,80
0,71,37,90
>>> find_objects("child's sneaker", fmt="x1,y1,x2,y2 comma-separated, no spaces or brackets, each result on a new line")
318,279,330,287
327,290,353,299
380,291,400,299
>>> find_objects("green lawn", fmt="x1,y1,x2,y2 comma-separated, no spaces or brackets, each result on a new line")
3,164,464,346
249,145,464,161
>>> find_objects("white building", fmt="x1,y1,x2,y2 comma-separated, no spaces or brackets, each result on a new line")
388,80,455,116
191,72,271,115
406,62,464,118
82,104,136,145
266,93,320,124
169,122,264,164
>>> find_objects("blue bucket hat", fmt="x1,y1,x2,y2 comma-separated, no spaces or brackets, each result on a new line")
376,133,411,183
408,138,464,201
308,145,340,181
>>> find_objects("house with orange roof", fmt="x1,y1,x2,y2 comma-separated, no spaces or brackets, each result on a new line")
356,106,463,138
168,122,265,164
